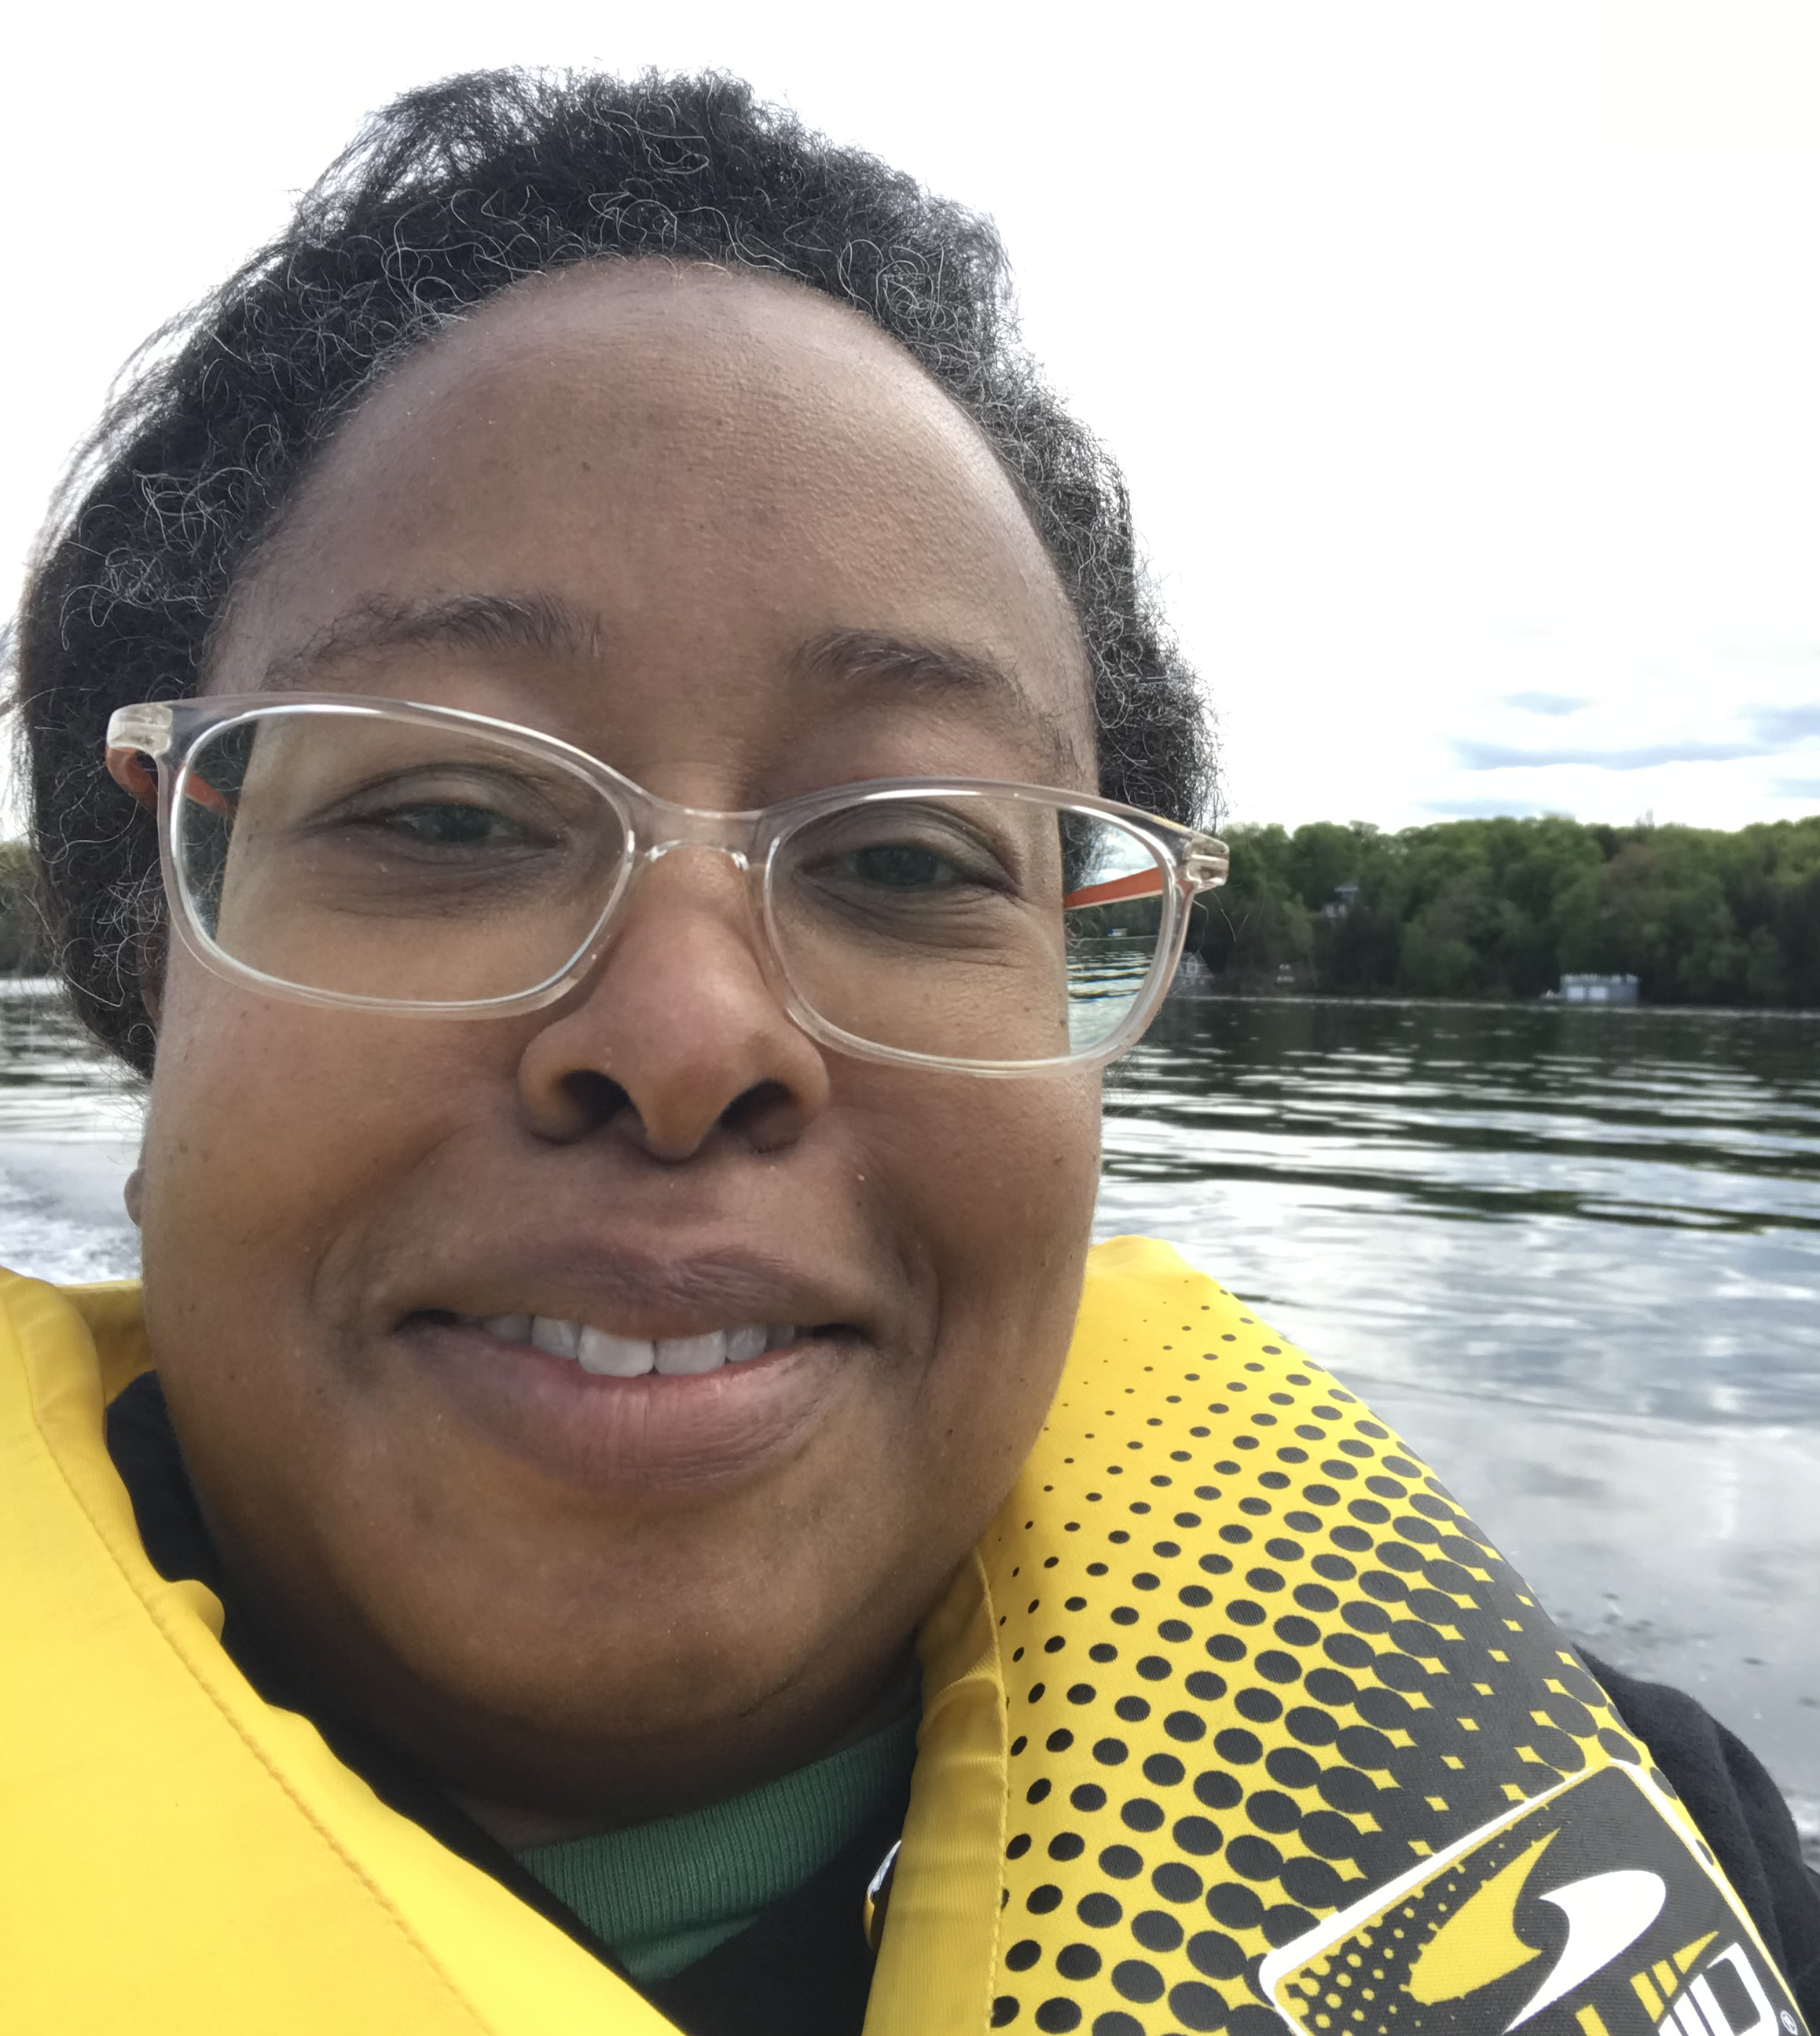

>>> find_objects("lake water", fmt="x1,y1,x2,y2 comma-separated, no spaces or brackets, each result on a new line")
4,978,1816,1854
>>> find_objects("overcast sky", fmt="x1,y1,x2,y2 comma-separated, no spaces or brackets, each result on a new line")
5,0,1819,835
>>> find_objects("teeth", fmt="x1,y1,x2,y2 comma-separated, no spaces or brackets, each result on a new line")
479,1315,797,1373
656,1332,728,1375
530,1316,582,1359
578,1326,656,1376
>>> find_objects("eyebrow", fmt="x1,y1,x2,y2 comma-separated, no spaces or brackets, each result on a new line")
791,628,1092,782
258,592,599,690
257,597,1092,781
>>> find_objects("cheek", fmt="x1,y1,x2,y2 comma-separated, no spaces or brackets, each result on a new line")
914,1069,1102,1274
137,957,453,1318
141,966,305,1262
865,1069,1102,1466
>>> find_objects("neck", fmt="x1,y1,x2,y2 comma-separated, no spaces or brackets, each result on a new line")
183,1425,933,1846
450,1652,923,1849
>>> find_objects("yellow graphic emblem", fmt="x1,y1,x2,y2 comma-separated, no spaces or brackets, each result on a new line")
1408,1832,1554,2005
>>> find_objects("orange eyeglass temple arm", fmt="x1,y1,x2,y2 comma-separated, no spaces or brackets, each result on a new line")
1062,868,1166,910
105,746,234,818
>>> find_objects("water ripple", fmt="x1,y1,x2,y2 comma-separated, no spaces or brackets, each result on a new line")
1098,999,1820,1429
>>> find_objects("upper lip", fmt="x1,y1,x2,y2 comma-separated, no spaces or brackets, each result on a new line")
389,1237,870,1347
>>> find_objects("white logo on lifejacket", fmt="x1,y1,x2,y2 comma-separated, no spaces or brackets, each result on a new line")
1403,1829,1667,2027
1505,1869,1668,2027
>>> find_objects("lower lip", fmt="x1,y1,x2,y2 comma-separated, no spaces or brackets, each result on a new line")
400,1317,853,1492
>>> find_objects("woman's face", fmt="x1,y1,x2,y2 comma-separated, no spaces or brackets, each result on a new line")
136,262,1103,1829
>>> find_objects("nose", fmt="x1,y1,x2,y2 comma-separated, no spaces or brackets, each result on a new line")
514,847,832,1161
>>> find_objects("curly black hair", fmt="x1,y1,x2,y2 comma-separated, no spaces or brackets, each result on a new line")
9,68,1213,1073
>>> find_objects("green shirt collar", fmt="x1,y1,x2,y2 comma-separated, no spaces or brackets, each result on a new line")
516,1709,918,1982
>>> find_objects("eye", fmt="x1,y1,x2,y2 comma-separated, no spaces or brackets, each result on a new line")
843,842,969,890
379,801,527,849
310,767,565,854
784,798,1031,917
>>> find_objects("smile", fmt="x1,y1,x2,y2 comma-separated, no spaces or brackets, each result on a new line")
398,1303,857,1494
472,1315,801,1377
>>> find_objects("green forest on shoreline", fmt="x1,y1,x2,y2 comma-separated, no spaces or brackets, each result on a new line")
0,841,50,974
1197,813,1820,1005
6,813,1820,1004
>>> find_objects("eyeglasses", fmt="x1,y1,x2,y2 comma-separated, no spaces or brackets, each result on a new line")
105,695,1227,1076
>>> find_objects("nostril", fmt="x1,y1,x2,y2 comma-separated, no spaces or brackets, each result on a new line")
721,1078,801,1150
556,1069,633,1136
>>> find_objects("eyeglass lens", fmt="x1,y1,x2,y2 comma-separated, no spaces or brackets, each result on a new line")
171,706,1173,1064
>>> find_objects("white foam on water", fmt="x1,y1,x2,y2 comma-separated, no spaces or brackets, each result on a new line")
0,1143,141,1285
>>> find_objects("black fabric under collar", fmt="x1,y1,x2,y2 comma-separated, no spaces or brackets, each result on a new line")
1576,1648,1820,2018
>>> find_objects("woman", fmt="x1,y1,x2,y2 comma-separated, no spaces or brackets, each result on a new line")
4,71,1814,2035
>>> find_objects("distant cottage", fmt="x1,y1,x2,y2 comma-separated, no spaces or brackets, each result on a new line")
1558,973,1639,1004
1168,952,1220,999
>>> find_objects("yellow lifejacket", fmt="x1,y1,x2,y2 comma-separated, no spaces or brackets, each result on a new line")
1,1240,1806,2036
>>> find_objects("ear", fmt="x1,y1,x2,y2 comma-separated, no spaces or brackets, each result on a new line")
123,1164,145,1227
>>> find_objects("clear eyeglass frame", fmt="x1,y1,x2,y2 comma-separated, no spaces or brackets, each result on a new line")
105,693,1230,1078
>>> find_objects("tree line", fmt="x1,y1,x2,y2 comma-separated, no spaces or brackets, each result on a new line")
1194,813,1820,1006
0,841,50,974
6,816,1820,1003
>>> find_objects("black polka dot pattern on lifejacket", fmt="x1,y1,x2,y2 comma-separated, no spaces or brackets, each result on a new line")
978,1260,1647,2036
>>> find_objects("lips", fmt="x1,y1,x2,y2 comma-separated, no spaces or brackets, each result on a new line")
387,1242,871,1491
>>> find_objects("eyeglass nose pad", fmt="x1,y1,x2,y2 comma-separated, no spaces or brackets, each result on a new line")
642,838,753,875
625,838,769,961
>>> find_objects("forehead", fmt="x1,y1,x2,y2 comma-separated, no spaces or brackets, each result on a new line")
224,262,1093,788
